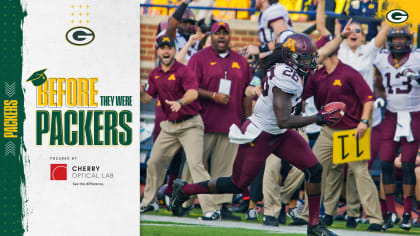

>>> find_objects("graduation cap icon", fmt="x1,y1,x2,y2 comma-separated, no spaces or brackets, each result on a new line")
26,69,47,86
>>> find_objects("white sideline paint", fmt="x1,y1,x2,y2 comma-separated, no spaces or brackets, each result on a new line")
141,215,406,236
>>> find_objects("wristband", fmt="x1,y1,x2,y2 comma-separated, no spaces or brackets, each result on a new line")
360,119,369,127
172,3,188,21
177,99,182,106
340,34,347,39
212,92,216,100
258,44,269,53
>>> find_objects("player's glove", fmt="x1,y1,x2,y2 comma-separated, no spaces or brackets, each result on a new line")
373,97,386,119
316,107,342,126
403,70,420,85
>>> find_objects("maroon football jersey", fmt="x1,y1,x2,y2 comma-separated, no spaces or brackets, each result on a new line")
147,61,201,121
188,47,252,133
304,61,374,129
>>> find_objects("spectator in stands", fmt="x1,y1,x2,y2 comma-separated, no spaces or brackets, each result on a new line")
149,0,183,16
140,36,219,217
374,26,420,231
156,1,198,62
181,21,253,221
190,0,215,21
340,0,380,42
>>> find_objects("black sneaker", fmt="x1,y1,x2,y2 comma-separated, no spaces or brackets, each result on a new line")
413,218,420,227
231,199,250,213
307,224,338,236
220,204,241,221
400,212,411,230
140,202,159,213
170,179,190,216
289,217,308,226
278,207,286,224
382,211,399,230
346,216,358,228
263,215,279,226
333,211,347,221
367,223,382,231
246,208,258,221
321,214,333,226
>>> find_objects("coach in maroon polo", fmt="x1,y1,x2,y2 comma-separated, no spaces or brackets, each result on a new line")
181,21,252,220
299,38,383,230
140,36,219,216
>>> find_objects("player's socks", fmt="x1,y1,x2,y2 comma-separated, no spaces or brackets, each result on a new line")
403,196,413,213
385,194,397,213
308,194,321,226
164,174,178,195
181,181,209,195
380,199,387,217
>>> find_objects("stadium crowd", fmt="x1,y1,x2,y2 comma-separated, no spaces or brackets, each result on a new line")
140,0,420,235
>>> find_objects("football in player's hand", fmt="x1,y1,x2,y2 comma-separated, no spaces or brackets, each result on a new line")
316,102,346,126
324,102,346,117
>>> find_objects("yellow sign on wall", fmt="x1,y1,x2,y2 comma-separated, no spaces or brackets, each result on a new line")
333,128,371,164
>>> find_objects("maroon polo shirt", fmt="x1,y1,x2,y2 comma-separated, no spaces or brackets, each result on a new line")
304,60,374,129
188,46,252,133
146,60,201,121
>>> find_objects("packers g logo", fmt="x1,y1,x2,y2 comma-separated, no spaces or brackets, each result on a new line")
386,9,408,24
65,26,95,46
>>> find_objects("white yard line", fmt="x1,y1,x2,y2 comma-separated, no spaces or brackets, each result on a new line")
141,215,409,236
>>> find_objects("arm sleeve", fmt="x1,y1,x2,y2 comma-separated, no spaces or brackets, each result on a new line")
146,72,158,98
187,54,203,86
349,69,374,104
182,67,199,91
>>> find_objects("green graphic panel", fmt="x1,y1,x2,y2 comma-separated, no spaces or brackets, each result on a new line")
0,1,26,235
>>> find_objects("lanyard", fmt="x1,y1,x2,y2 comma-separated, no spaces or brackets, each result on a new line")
219,53,231,80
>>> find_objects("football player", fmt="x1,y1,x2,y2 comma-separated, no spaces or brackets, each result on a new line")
374,26,420,231
171,33,343,236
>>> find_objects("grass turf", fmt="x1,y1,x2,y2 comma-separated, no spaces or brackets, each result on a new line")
141,220,305,236
141,207,420,235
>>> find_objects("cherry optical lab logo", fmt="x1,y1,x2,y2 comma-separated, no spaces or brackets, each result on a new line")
51,164,67,180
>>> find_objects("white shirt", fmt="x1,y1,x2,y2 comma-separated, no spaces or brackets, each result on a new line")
249,63,303,135
338,39,379,90
338,39,381,126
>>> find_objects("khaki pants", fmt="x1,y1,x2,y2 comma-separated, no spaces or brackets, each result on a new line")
263,155,305,217
300,126,382,224
141,115,218,213
182,133,238,209
262,130,306,217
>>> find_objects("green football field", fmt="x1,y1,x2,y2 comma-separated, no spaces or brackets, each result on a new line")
140,208,420,235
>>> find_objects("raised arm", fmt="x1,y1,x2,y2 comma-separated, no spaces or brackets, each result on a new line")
316,0,330,36
317,19,353,63
374,21,391,49
165,0,192,39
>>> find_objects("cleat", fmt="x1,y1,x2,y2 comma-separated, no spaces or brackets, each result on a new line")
382,211,399,230
246,208,258,221
345,216,358,228
278,207,286,224
400,212,411,231
199,210,221,220
170,179,190,216
367,223,382,231
307,224,337,236
263,215,279,226
321,214,333,226
220,204,241,221
140,201,159,213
